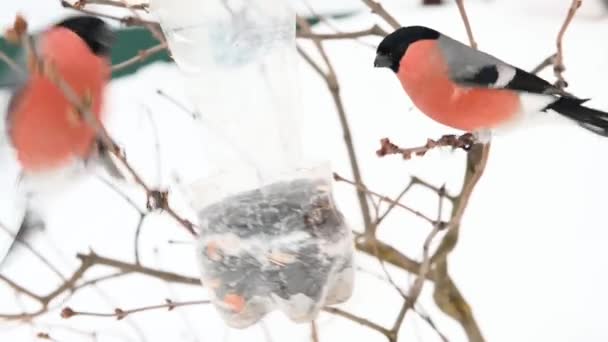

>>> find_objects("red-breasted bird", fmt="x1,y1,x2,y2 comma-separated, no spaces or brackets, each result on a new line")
0,15,120,267
373,26,608,138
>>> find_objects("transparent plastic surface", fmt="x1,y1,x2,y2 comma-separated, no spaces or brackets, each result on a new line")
149,0,355,328
194,163,354,328
150,0,304,200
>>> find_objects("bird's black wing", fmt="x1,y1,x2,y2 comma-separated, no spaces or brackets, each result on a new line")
454,64,574,97
436,34,576,98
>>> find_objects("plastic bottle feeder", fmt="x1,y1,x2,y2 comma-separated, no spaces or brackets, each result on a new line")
150,0,355,329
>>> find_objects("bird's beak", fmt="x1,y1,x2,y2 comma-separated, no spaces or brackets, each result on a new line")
374,53,392,68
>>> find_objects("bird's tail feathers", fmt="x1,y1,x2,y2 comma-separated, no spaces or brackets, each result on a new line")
546,97,608,137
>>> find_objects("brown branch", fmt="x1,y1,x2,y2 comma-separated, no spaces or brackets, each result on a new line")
355,234,426,278
0,251,200,321
322,307,392,337
297,25,386,40
390,187,447,338
111,42,168,73
531,53,557,75
120,0,166,43
334,173,441,226
71,271,133,292
455,0,477,48
76,252,200,286
73,0,149,10
61,299,210,320
376,134,475,160
374,181,415,226
60,1,159,27
396,3,485,341
360,0,401,30
311,320,320,342
354,234,479,341
296,17,373,236
554,0,583,89
298,0,385,48
133,213,146,265
0,274,44,302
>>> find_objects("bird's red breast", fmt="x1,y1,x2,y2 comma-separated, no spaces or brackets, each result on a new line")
397,40,521,132
8,27,109,172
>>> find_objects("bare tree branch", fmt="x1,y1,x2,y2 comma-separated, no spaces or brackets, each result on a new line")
322,307,392,338
531,53,557,75
554,0,583,89
455,0,477,48
73,0,149,10
360,0,401,30
111,43,168,73
296,17,374,236
376,134,475,160
61,299,210,320
334,173,442,226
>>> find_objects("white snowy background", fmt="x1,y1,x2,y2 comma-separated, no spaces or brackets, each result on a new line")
1,0,608,341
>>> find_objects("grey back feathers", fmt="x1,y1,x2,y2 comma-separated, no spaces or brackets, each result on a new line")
437,34,516,87
436,34,569,97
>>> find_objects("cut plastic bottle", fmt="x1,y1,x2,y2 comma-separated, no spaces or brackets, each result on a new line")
149,0,355,329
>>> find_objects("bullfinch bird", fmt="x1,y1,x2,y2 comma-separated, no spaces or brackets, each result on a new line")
0,15,119,267
373,26,608,139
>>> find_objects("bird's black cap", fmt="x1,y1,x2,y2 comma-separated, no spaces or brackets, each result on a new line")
374,25,439,73
55,15,114,58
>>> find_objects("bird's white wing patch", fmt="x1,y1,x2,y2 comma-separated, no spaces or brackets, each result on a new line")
493,64,516,88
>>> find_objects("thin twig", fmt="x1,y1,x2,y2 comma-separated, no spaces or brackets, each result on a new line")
71,271,133,292
111,42,168,73
360,0,401,30
299,0,385,48
120,0,166,43
455,0,477,49
74,0,149,10
311,320,319,342
133,214,146,265
0,222,67,281
390,187,447,337
0,274,44,302
61,299,210,320
76,252,200,286
297,25,386,40
296,17,373,236
531,53,557,75
554,0,583,89
322,307,391,337
376,134,475,160
0,251,200,321
60,1,158,27
334,173,440,226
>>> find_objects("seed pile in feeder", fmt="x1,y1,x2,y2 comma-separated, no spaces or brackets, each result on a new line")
195,176,354,328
